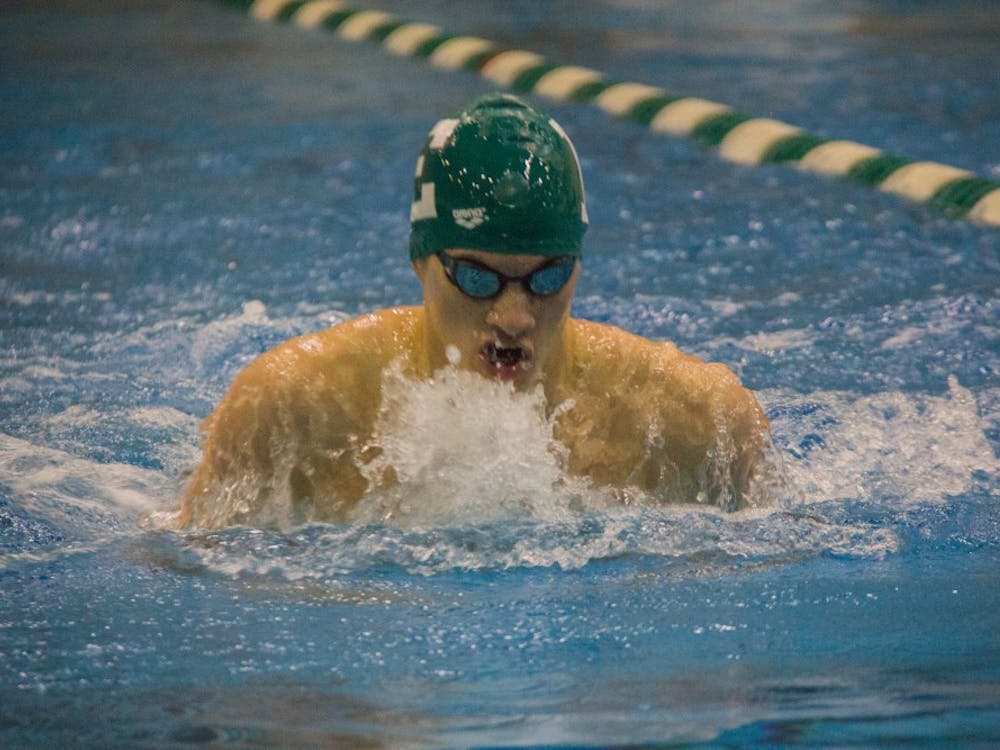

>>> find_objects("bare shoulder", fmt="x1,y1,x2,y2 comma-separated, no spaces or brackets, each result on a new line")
567,317,766,423
178,307,423,526
569,318,716,382
212,307,420,432
564,318,769,509
252,306,420,374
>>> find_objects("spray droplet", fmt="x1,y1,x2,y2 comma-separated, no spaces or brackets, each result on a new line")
445,345,461,365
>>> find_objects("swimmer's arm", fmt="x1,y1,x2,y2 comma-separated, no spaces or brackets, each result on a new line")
178,310,419,527
655,342,769,509
178,337,364,528
711,366,770,508
178,347,304,527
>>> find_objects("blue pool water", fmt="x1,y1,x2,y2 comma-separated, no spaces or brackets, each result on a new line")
2,1,998,746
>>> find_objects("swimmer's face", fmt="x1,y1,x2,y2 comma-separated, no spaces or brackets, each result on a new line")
414,249,579,389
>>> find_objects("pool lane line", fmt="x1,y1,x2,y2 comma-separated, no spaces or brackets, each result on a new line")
227,0,1000,227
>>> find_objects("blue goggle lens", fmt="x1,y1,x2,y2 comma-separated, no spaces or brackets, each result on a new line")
527,260,575,295
439,253,575,299
454,263,502,298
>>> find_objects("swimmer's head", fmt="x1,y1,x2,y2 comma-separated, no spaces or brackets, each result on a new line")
409,93,588,261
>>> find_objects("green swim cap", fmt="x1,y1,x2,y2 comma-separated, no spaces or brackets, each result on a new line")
409,93,588,260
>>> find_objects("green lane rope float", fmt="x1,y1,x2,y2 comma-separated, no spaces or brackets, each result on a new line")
225,0,999,227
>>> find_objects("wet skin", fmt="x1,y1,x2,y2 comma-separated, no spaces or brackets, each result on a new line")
179,252,770,528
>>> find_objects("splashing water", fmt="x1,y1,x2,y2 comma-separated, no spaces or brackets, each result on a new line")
1,303,992,576
3,295,992,577
349,366,613,528
768,376,994,505
161,368,993,574
6,354,991,577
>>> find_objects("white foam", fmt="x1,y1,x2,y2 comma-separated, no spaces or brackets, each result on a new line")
739,328,815,353
350,366,607,528
880,317,964,350
190,299,272,377
127,406,198,431
879,326,924,350
0,433,173,537
5,353,986,575
703,299,745,318
179,497,903,578
766,376,993,504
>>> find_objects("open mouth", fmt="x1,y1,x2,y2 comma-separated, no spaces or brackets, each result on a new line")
481,341,532,378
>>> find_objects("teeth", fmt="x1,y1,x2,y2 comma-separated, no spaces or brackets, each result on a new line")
486,343,523,367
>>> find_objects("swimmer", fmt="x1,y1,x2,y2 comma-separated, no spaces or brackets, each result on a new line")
178,93,769,528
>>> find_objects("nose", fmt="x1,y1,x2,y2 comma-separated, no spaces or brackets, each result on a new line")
486,284,535,339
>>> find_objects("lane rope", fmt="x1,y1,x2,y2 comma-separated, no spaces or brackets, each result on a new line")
223,0,999,226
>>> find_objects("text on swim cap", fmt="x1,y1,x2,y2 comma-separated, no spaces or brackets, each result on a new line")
452,207,488,229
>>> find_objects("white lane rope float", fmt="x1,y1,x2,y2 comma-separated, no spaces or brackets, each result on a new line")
222,0,999,227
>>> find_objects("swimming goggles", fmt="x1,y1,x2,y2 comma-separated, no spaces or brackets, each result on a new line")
437,252,576,300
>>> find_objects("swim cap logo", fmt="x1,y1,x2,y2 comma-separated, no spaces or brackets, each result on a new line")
452,207,487,229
